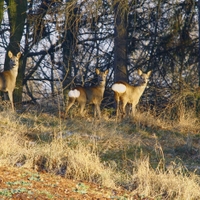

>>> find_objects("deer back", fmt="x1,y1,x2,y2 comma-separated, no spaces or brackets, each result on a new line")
112,70,151,105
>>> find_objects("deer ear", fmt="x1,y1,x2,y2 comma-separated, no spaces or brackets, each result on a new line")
95,68,100,74
105,69,109,75
17,52,21,58
8,51,13,58
147,71,152,76
137,69,143,75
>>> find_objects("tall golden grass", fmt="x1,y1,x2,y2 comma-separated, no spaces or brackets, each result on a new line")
0,103,199,199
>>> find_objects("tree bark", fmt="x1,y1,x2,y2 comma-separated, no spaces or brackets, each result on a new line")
198,0,200,86
0,0,3,24
62,3,79,104
113,0,128,82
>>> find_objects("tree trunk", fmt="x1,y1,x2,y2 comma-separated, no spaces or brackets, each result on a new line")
0,0,3,24
5,0,27,107
113,0,128,82
62,3,79,106
198,0,200,86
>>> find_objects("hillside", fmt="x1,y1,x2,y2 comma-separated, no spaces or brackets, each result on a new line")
0,106,200,199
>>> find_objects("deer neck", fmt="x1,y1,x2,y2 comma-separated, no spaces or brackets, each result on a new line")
98,80,106,92
85,80,106,95
10,66,19,77
135,82,147,95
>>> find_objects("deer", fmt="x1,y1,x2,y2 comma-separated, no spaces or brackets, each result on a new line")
0,51,21,111
65,68,109,118
111,69,151,118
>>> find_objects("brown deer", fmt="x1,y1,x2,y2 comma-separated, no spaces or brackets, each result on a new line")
0,51,21,111
65,68,109,118
111,69,151,118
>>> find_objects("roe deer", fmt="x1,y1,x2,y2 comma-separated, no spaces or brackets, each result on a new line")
65,68,109,118
0,51,21,111
111,69,151,118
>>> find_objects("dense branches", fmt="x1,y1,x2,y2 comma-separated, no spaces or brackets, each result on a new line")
0,0,199,112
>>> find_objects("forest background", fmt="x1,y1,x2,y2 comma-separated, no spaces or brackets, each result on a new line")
0,0,200,116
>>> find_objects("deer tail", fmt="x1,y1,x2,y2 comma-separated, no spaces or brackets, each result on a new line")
111,83,126,93
68,89,80,98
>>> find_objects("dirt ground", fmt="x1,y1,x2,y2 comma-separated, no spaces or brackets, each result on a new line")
0,166,149,200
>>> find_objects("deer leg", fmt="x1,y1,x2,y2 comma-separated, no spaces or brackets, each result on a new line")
121,101,127,118
116,100,120,118
114,93,120,118
132,105,136,117
93,104,96,118
97,105,101,119
7,91,14,111
79,102,86,117
95,104,101,119
65,97,76,116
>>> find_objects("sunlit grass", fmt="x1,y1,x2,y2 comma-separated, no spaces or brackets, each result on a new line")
0,105,199,199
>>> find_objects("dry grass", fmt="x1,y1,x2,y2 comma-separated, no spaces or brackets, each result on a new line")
0,105,199,199
131,157,200,199
136,105,200,134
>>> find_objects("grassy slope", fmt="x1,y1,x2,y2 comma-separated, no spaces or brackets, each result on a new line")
0,107,200,199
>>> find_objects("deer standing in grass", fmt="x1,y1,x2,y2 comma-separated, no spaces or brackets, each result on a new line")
0,51,21,111
112,69,151,118
65,68,109,118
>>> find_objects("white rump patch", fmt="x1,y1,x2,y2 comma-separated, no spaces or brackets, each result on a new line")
111,83,126,93
68,89,80,98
